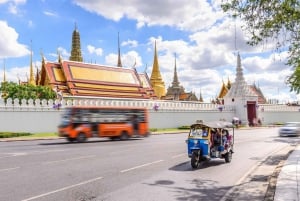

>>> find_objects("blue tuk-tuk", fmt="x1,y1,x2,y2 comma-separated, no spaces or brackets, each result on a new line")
186,120,234,168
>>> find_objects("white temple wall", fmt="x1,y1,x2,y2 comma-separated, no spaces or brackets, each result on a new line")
257,111,300,125
257,105,300,125
0,109,234,133
0,98,299,133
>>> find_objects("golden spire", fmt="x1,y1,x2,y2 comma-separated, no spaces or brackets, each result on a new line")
117,32,122,67
29,40,36,85
150,41,166,98
35,66,39,86
227,76,231,89
69,22,83,62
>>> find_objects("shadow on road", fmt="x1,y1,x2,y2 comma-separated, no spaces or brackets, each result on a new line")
144,178,232,201
169,159,227,172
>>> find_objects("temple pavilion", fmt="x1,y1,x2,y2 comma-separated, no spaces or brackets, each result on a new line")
34,25,157,99
164,54,198,101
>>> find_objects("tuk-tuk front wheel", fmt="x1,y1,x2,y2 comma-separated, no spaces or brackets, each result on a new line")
191,150,201,169
224,152,232,163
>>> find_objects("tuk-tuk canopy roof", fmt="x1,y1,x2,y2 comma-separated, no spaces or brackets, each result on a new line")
191,121,233,129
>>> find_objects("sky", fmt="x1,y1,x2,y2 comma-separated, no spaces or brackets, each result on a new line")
0,0,299,103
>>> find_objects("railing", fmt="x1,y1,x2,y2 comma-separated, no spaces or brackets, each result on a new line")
258,104,300,112
0,97,234,112
1,97,299,112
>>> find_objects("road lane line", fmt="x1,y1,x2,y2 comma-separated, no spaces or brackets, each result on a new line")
22,176,103,201
0,167,20,172
120,160,164,173
0,150,66,159
30,149,66,154
171,153,186,158
43,155,96,164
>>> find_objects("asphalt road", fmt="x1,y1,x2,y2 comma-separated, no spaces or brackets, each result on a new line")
0,127,298,201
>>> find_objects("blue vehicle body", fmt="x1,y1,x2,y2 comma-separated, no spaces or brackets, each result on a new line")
187,138,209,157
186,121,234,168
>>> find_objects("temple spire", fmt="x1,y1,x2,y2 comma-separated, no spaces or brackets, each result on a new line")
150,41,166,98
29,40,36,85
225,52,256,97
199,89,204,102
172,53,180,87
57,48,62,63
117,32,122,67
69,23,83,62
3,59,6,83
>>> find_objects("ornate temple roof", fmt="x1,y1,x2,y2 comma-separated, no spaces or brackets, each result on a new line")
41,60,155,99
218,79,230,99
164,55,198,101
37,25,156,99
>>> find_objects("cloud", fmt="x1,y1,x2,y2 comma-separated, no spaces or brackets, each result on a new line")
121,40,138,48
105,50,142,68
87,45,103,56
73,0,225,31
0,0,26,15
43,10,58,17
48,47,70,61
0,20,30,58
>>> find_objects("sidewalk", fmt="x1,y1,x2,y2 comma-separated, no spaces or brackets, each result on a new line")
274,144,300,201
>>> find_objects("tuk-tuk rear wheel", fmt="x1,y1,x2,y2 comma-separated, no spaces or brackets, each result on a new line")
224,152,232,163
191,151,201,168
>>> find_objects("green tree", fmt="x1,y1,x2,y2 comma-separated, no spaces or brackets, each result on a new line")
221,0,300,93
0,82,56,103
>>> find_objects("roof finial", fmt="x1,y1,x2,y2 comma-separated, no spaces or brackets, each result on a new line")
3,59,6,83
117,32,122,67
75,22,78,31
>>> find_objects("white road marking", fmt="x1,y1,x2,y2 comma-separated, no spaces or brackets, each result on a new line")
171,153,186,158
120,160,164,173
0,167,20,172
0,149,66,159
22,176,103,201
30,149,66,154
0,153,27,159
43,155,96,164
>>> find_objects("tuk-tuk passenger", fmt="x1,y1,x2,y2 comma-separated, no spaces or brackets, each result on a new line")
202,127,208,137
213,128,222,145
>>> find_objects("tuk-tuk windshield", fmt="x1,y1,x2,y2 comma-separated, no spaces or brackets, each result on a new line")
189,125,209,139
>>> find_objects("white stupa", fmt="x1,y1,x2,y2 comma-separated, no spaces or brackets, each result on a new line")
224,53,258,125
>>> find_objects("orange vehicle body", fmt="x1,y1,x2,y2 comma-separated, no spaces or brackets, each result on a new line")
58,106,150,142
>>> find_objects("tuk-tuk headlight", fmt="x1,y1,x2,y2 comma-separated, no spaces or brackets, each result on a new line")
193,140,198,145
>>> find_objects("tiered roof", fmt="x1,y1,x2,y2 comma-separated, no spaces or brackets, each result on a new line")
41,59,155,99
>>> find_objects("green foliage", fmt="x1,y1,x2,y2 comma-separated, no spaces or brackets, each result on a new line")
0,132,32,138
0,82,56,103
221,0,300,93
177,125,190,129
